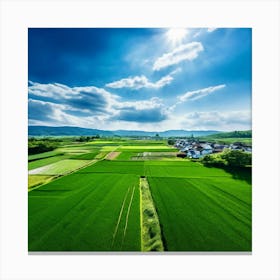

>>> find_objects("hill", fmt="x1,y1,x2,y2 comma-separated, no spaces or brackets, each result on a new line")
28,126,114,137
28,126,220,137
204,130,252,139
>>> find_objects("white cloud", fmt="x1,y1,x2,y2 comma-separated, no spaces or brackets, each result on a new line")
169,67,182,75
153,42,204,71
28,81,74,99
112,97,168,123
28,81,249,131
106,74,173,90
207,28,217,32
192,28,218,39
115,97,163,110
193,31,202,38
29,81,118,104
178,84,226,102
28,99,82,126
28,81,120,115
28,81,170,127
179,110,251,131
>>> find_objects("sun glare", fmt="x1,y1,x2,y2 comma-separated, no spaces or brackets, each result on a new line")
166,28,187,44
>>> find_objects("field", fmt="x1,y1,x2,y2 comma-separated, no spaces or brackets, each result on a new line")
148,177,251,251
28,175,54,189
28,138,252,252
29,173,140,251
29,159,91,175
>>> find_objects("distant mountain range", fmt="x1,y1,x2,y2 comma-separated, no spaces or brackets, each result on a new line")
28,126,221,137
204,130,252,139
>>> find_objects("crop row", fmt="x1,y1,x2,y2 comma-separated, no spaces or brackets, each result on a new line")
28,157,251,252
77,160,232,178
28,173,141,251
148,176,252,251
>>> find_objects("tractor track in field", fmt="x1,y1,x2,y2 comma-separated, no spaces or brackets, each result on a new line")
121,185,136,249
111,186,131,248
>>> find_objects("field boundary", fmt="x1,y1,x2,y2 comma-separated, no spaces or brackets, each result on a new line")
140,177,164,252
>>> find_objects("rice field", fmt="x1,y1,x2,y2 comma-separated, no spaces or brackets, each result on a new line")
28,150,63,161
28,139,252,252
29,173,141,251
78,160,144,175
28,155,68,170
148,176,251,251
144,161,232,178
28,159,91,175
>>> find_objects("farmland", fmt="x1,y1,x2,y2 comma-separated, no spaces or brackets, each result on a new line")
148,177,251,251
28,138,252,252
29,173,140,251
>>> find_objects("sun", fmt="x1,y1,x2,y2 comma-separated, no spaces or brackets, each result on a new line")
166,28,187,44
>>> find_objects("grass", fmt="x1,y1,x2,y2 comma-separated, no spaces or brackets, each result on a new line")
115,152,137,161
95,151,109,159
89,140,167,146
101,146,121,152
143,161,231,178
28,138,252,252
28,159,91,175
88,140,122,145
148,176,251,251
78,160,145,175
28,173,141,251
69,151,99,160
28,150,63,161
28,155,68,170
118,145,173,150
140,177,164,251
117,146,177,152
28,175,54,189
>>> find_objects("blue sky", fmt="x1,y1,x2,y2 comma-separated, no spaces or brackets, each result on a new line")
28,28,251,131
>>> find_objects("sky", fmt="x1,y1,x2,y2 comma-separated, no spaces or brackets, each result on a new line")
28,28,252,131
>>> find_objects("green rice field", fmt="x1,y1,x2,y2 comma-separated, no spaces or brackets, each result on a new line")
29,173,140,251
148,177,251,251
28,139,252,252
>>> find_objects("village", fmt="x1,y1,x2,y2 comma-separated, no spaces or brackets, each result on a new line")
174,138,252,159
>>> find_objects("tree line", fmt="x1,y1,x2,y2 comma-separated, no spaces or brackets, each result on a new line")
201,149,252,168
28,138,62,155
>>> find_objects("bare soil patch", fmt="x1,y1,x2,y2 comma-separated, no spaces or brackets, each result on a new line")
105,151,121,160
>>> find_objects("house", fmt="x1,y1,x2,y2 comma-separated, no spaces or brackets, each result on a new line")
201,144,213,155
174,138,250,158
201,148,213,155
213,145,226,153
187,150,201,159
181,146,190,152
243,146,252,153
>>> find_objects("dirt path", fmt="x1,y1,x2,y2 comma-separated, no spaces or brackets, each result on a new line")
105,151,121,160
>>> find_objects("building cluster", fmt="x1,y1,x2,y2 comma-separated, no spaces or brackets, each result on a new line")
175,139,252,159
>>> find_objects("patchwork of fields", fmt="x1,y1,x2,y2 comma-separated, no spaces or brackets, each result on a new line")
28,140,252,252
